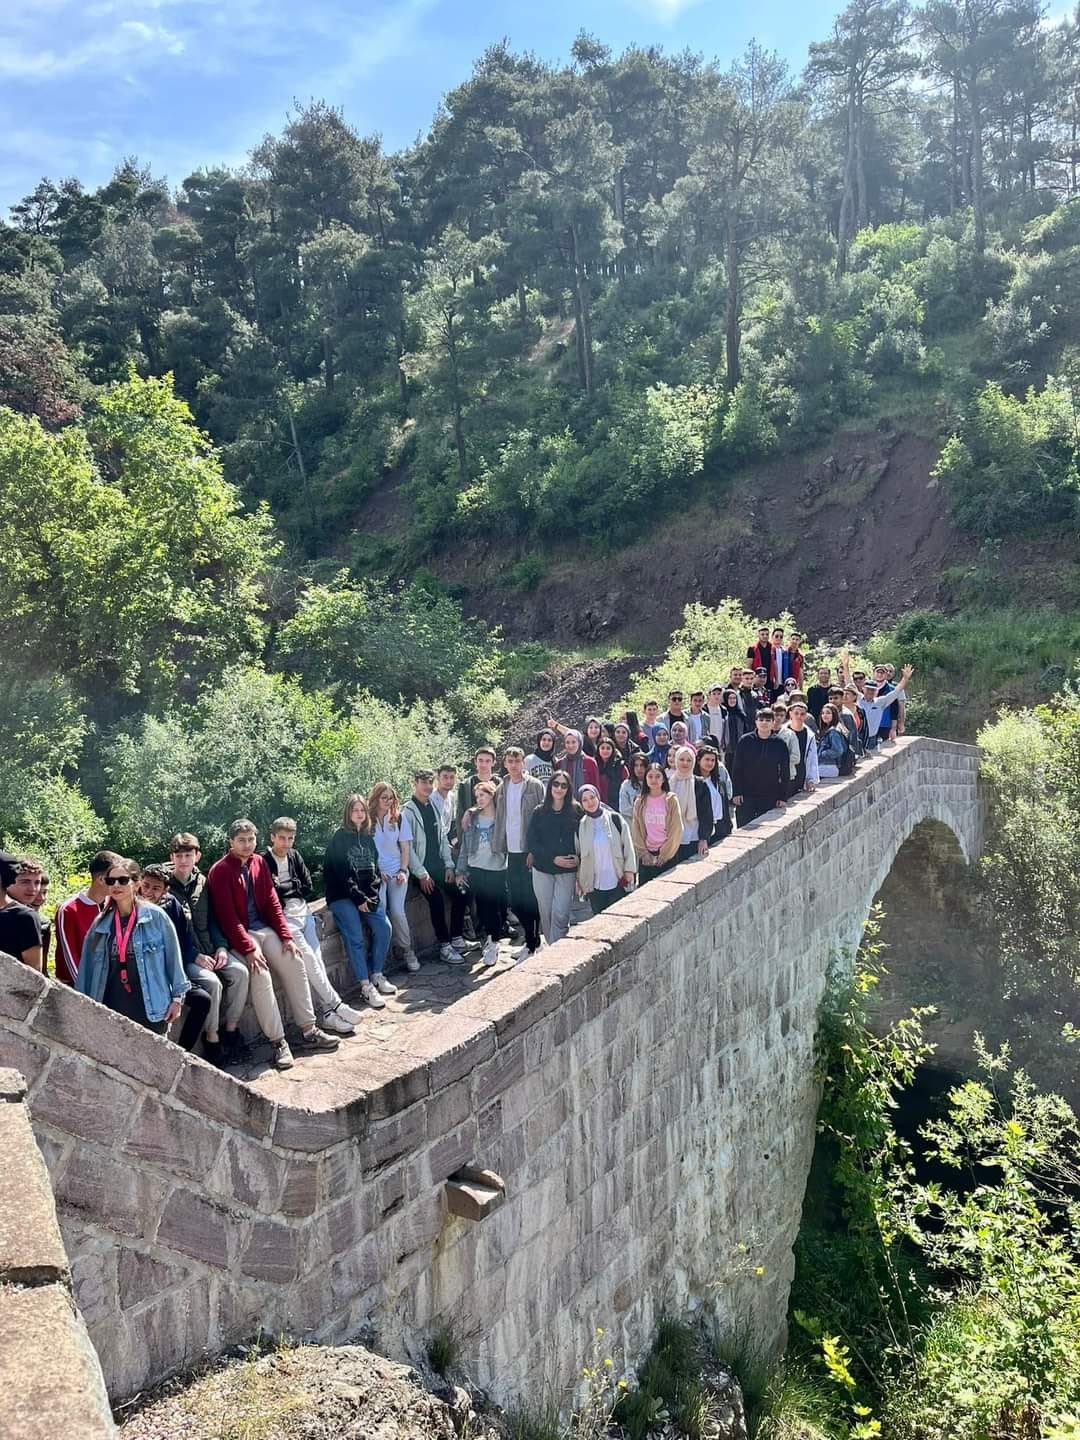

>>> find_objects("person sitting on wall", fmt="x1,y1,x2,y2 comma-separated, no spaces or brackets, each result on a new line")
136,865,213,1053
264,817,360,1035
208,819,340,1071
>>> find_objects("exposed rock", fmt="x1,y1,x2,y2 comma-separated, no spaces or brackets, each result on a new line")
118,1343,497,1440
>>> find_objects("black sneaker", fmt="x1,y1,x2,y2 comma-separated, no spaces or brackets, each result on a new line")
221,1031,251,1064
202,1039,225,1069
298,1027,340,1052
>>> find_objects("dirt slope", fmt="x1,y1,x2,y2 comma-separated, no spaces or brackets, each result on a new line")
504,653,661,749
355,425,956,647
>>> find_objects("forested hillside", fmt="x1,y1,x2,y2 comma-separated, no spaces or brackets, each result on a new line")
5,0,1080,873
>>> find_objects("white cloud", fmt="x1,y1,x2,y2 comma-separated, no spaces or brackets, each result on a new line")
0,16,183,80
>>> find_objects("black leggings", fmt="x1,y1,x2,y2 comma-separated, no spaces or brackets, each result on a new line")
588,887,624,915
637,855,677,885
468,868,508,942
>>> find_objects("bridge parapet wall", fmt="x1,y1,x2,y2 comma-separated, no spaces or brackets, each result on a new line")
0,737,982,1406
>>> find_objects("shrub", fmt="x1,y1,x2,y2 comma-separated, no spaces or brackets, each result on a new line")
719,377,777,464
933,378,1080,537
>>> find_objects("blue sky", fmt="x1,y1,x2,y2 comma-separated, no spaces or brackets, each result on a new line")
0,0,851,213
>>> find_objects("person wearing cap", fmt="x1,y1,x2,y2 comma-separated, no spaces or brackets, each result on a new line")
0,852,42,971
841,684,867,754
576,785,637,915
858,665,914,750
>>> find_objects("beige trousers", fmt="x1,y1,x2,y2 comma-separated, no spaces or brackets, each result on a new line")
232,927,316,1040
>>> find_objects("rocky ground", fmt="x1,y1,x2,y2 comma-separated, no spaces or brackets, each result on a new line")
117,1342,494,1440
116,1338,748,1440
503,654,661,750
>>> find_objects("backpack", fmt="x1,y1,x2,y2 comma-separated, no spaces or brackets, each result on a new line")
837,732,856,776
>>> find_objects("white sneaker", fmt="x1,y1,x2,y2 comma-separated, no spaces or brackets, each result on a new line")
441,942,467,966
373,973,397,996
481,940,499,967
359,980,385,1010
512,942,533,964
450,935,472,952
403,950,421,972
336,1003,363,1026
320,1007,355,1036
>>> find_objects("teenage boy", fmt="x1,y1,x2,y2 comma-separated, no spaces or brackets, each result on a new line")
770,704,800,792
731,709,790,828
782,702,820,796
54,849,118,986
0,853,42,971
404,770,472,964
265,818,360,1034
208,819,339,1071
664,690,687,732
137,866,214,1055
8,861,50,972
685,692,706,743
747,627,772,682
165,833,253,1064
431,764,459,845
456,747,502,826
704,684,727,748
493,749,545,962
769,628,788,698
807,667,831,723
641,700,662,746
738,669,761,723
786,633,805,688
871,664,900,742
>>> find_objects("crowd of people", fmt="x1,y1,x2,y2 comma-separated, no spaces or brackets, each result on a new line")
0,629,913,1073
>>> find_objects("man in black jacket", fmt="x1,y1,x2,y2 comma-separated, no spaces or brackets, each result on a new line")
731,708,790,828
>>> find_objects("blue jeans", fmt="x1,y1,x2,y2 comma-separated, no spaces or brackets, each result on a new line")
329,898,392,983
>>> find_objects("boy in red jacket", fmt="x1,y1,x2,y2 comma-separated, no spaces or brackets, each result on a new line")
207,819,339,1071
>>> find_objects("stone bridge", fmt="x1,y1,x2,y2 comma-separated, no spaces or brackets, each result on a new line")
0,736,984,1414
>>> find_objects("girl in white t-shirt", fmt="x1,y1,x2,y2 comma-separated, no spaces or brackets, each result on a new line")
368,782,416,968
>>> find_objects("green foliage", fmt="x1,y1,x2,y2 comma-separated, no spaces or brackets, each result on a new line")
276,572,511,738
934,378,1080,538
623,600,802,713
792,922,1080,1440
976,691,1080,1008
614,1319,706,1440
101,664,469,859
0,373,274,712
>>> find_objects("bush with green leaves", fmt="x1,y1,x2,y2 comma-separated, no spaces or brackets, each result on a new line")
277,572,508,724
102,664,469,859
933,377,1080,538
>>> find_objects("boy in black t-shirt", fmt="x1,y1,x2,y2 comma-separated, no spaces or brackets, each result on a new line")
0,853,43,971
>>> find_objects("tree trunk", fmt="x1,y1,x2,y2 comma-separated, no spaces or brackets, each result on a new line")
323,329,335,394
286,404,307,486
837,74,858,273
725,225,740,392
951,76,963,211
970,71,986,255
855,89,869,230
570,223,595,397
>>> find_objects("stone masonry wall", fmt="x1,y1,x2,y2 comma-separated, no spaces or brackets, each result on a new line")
0,1066,116,1439
0,737,982,1407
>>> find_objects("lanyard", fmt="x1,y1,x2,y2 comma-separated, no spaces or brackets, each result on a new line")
114,906,138,994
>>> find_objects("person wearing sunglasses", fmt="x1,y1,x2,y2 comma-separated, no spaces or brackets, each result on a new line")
525,771,581,944
76,857,191,1036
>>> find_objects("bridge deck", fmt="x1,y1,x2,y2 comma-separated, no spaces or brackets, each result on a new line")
242,938,518,1108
